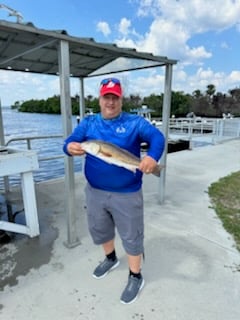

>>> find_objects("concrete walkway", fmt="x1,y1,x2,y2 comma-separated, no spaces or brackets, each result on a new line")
0,139,240,320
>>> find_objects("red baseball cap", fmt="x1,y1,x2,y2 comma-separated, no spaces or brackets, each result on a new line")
99,78,123,97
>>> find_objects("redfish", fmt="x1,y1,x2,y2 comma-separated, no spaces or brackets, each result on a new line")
80,140,163,177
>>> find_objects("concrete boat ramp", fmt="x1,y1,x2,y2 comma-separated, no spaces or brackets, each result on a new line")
0,139,240,320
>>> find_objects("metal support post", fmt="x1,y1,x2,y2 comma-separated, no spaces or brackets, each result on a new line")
58,40,80,247
159,64,173,204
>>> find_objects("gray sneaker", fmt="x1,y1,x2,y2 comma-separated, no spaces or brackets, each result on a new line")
93,258,120,279
120,275,145,304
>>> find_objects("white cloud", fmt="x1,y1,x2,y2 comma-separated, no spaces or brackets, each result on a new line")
229,70,240,83
118,18,131,36
119,0,240,64
173,67,235,94
125,66,240,97
128,72,165,97
116,17,212,65
136,0,160,17
185,46,212,63
116,37,137,49
96,21,111,36
137,0,240,32
0,71,61,105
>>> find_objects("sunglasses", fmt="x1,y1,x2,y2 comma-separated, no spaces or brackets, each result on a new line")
100,78,120,85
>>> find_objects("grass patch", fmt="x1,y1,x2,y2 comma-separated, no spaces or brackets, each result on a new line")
208,171,240,251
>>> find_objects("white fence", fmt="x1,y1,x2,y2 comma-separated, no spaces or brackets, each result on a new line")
156,117,240,147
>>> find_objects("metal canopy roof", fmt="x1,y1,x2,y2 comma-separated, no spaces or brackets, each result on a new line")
0,20,177,77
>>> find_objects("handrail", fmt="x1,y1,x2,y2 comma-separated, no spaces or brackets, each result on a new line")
1,134,68,190
5,134,64,161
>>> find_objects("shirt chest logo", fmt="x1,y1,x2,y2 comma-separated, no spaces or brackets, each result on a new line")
116,126,126,133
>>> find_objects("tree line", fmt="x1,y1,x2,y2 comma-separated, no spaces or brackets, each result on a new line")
12,84,240,118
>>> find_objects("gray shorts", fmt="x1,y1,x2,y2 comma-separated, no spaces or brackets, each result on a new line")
84,183,144,256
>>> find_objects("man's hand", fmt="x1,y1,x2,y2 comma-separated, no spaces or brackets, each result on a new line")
67,142,85,156
139,155,158,174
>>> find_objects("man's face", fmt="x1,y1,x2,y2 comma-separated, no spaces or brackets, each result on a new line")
99,94,122,119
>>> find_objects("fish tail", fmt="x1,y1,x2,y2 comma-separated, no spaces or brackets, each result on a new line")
152,164,164,177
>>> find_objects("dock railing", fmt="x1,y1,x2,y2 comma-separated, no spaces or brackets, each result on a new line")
0,134,65,191
5,134,63,161
156,117,240,144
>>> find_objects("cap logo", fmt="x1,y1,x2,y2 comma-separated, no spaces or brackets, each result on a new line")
106,81,116,88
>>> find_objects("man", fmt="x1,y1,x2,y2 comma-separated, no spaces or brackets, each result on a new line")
63,78,165,304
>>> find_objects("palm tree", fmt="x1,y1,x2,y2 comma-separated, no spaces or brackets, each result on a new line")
206,84,216,102
192,89,202,99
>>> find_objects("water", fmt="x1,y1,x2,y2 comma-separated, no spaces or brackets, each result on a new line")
0,107,82,188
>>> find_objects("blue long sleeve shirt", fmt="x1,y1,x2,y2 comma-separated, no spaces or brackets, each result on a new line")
63,112,165,192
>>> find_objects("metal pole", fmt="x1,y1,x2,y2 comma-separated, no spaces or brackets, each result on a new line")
0,99,10,192
159,64,173,204
0,99,4,146
79,77,85,120
58,40,80,247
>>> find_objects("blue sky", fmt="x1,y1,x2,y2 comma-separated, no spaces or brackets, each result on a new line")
1,0,240,106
